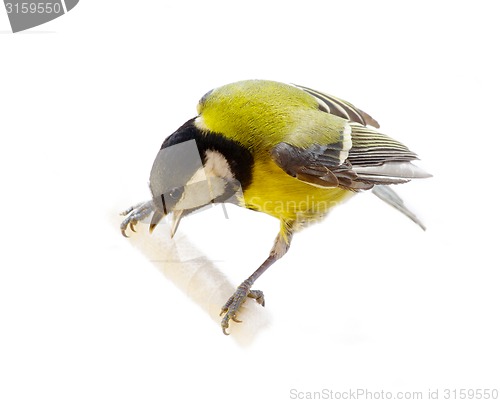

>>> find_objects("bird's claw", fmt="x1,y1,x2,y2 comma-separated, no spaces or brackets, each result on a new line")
220,280,265,335
120,206,135,216
120,201,154,237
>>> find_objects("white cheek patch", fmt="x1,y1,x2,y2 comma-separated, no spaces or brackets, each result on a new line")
204,150,234,179
174,178,228,210
174,180,211,210
174,151,234,211
186,166,208,187
174,166,211,210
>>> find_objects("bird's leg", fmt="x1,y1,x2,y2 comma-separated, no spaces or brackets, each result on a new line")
120,200,155,237
220,222,293,335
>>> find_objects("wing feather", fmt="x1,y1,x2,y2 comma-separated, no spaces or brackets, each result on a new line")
271,85,430,191
294,84,380,128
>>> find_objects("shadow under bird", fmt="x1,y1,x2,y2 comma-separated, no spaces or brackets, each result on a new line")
121,79,431,335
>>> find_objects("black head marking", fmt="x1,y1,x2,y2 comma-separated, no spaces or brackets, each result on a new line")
159,118,254,190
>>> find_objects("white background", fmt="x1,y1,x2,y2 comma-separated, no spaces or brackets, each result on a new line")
1,1,499,402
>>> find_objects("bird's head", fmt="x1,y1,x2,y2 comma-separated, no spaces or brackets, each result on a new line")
148,118,253,237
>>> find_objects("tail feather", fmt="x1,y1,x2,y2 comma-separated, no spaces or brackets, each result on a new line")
371,185,427,231
354,162,432,184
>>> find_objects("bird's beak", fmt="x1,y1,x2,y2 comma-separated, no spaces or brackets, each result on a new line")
170,209,184,238
149,210,165,234
149,209,184,238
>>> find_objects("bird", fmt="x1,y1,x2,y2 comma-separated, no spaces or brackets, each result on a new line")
120,79,430,335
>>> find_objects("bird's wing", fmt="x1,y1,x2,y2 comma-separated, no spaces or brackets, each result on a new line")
271,121,430,191
271,141,361,189
293,84,380,128
347,122,430,185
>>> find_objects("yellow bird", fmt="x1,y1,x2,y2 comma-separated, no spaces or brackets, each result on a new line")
121,80,430,334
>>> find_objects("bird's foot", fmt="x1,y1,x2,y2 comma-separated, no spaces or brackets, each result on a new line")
120,201,154,237
220,279,265,335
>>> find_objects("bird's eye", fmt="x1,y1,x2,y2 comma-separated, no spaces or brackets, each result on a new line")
168,187,183,201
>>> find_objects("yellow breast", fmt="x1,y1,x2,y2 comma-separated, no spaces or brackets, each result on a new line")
242,158,352,224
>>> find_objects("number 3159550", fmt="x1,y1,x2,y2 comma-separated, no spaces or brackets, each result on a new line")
5,3,62,14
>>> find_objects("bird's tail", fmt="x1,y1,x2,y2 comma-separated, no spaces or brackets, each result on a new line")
371,185,427,231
